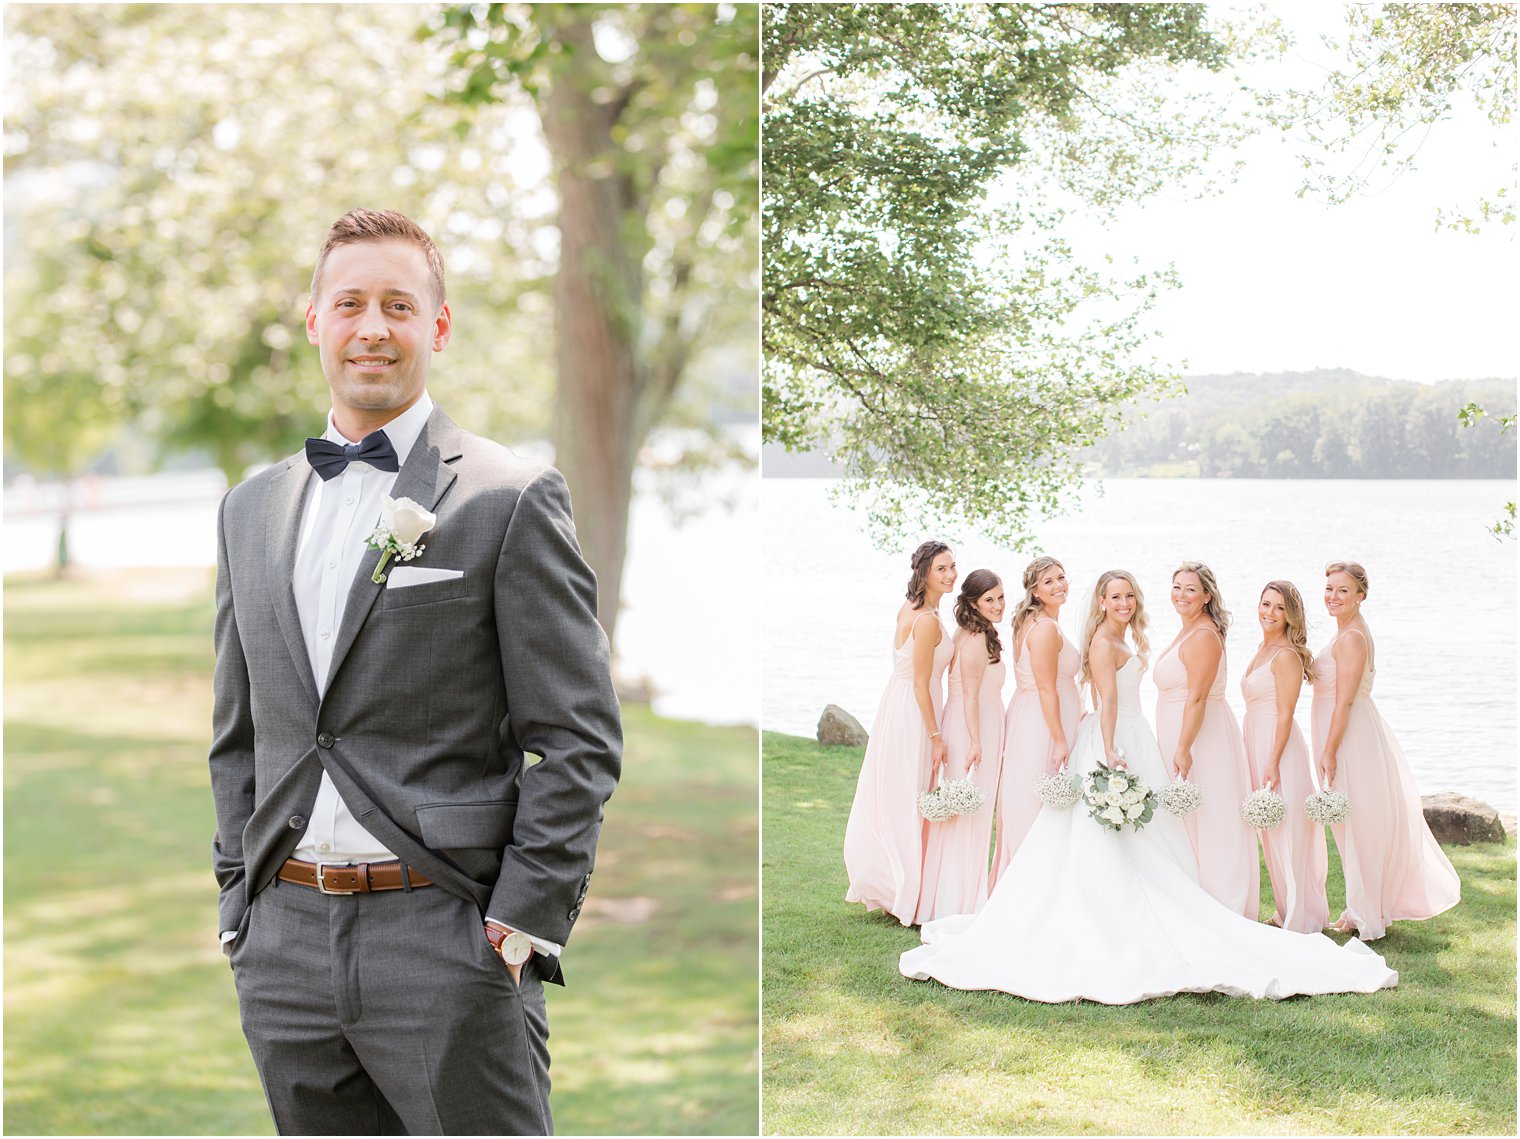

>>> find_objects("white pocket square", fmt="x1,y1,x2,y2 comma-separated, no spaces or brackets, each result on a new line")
385,566,465,588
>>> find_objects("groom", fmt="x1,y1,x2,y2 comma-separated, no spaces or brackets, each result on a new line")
208,208,622,1134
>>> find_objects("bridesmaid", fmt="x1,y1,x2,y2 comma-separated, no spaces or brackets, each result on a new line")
1312,561,1460,939
1154,561,1259,919
843,540,958,925
1241,581,1329,933
919,570,1007,921
990,556,1081,887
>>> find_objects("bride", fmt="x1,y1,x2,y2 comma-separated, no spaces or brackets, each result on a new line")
900,569,1398,1004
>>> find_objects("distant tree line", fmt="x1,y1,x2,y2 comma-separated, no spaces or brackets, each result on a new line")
1086,371,1517,478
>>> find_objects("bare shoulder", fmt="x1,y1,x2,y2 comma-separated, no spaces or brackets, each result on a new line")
1270,645,1304,689
1027,619,1061,652
1180,624,1224,661
1089,631,1121,672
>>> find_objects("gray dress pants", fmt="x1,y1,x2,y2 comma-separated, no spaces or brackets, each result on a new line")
228,876,552,1135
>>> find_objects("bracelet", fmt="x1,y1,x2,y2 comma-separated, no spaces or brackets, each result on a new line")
929,731,941,738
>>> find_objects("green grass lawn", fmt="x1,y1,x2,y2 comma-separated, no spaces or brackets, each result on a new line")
2,570,758,1135
763,731,1516,1136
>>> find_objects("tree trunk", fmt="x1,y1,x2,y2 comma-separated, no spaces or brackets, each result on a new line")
540,17,644,647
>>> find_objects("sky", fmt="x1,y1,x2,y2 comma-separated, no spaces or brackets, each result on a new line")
1041,2,1516,383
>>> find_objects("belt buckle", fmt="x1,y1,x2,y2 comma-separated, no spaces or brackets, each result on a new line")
316,862,360,895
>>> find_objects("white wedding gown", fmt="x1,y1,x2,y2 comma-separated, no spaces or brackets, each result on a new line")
899,657,1398,1003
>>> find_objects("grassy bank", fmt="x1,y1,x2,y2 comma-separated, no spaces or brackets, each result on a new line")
762,731,1515,1135
2,570,758,1135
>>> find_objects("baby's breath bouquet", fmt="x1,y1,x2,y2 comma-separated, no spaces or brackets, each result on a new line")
1034,770,1081,809
1080,758,1156,832
1304,788,1352,825
941,776,987,816
917,785,954,822
1158,778,1204,818
1241,787,1287,829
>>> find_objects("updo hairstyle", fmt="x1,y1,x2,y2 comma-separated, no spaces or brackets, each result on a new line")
905,540,952,608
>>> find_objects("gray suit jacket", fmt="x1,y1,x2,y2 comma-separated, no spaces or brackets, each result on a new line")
208,406,622,985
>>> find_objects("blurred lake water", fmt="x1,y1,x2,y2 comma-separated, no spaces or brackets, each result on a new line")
763,477,1517,813
4,446,758,727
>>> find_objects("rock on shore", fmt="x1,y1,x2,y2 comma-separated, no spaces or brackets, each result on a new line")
817,704,868,747
1422,793,1507,845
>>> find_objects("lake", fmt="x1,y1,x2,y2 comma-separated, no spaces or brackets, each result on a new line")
4,454,759,727
763,478,1517,812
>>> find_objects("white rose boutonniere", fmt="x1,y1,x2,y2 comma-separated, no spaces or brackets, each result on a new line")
366,495,437,584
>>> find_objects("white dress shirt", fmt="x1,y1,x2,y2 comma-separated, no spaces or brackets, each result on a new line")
291,393,434,864
223,392,558,958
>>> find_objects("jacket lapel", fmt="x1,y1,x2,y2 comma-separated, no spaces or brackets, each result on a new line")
321,407,463,695
265,455,321,708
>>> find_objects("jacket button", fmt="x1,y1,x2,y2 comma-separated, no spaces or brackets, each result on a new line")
316,731,335,748
288,815,306,830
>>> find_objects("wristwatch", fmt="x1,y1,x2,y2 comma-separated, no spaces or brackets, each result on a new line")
484,924,533,967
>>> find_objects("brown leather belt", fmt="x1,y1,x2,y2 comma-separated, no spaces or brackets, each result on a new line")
278,858,433,895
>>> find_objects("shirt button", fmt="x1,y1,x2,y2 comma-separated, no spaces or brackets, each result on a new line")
344,496,354,505
320,629,331,639
328,560,337,569
288,815,306,830
319,842,332,853
317,731,335,748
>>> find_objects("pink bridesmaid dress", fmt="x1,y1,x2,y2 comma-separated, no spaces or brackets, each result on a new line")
843,612,955,925
1154,629,1260,919
919,637,1006,921
989,619,1080,887
1311,629,1460,940
1240,649,1329,933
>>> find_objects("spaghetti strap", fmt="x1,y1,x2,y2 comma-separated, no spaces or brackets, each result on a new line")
1017,615,1053,662
1179,624,1223,652
894,608,941,652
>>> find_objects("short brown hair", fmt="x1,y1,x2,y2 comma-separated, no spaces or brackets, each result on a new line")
310,208,446,307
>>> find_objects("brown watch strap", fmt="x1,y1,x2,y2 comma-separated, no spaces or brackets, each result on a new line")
484,924,534,961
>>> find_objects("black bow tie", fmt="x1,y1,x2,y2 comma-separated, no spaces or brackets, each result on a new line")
304,431,401,481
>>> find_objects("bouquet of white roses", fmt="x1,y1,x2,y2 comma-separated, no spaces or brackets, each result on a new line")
1158,778,1204,817
940,776,987,816
1304,788,1352,825
1080,759,1156,832
1034,770,1081,809
1241,787,1287,829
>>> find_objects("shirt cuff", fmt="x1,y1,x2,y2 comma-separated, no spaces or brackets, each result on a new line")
219,930,238,944
484,916,562,958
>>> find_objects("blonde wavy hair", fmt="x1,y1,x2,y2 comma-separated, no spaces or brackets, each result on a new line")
1009,556,1064,651
1080,569,1150,684
1261,580,1316,682
1173,560,1230,637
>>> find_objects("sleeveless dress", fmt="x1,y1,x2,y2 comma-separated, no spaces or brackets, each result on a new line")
918,636,1006,922
990,620,1080,887
843,611,955,925
1154,629,1259,919
899,657,1398,1003
1241,649,1329,933
1310,630,1460,941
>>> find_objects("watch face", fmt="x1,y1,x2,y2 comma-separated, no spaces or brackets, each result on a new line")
499,930,532,966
